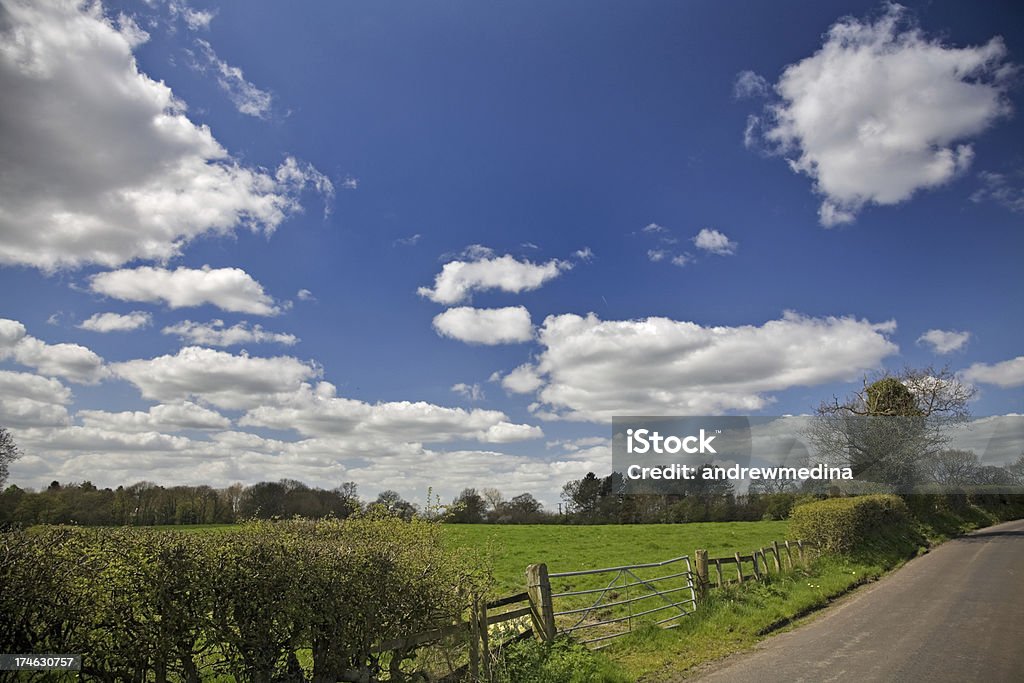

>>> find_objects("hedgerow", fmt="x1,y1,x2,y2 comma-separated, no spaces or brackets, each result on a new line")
0,514,486,682
789,494,910,554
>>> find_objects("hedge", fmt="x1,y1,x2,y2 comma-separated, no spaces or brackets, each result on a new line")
789,494,910,554
0,515,486,682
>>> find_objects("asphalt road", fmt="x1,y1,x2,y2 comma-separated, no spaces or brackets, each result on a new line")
689,518,1024,682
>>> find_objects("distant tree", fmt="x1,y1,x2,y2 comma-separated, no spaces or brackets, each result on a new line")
373,490,417,521
505,493,543,523
0,427,19,489
927,449,980,487
449,488,487,523
561,472,603,519
811,366,974,491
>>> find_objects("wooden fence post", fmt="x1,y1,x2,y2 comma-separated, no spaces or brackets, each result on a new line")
771,541,782,572
734,552,745,583
784,540,794,569
751,552,761,581
469,597,480,680
695,549,708,603
526,563,556,643
714,559,723,587
477,599,491,682
797,540,806,566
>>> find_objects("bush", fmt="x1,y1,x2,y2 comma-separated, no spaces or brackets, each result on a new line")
0,515,486,682
789,494,910,554
494,637,629,683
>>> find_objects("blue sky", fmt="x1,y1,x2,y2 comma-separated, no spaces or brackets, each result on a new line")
1,0,1022,507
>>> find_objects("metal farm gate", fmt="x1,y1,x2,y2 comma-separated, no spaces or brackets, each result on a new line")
547,555,697,647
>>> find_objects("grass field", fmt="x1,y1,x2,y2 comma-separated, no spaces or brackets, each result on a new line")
440,521,790,595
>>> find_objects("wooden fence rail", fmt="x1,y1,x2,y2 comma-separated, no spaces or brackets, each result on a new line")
372,537,818,679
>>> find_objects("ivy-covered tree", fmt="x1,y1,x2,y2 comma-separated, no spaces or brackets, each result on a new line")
811,366,974,491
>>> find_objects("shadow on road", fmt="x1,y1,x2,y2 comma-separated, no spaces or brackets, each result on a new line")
955,529,1024,541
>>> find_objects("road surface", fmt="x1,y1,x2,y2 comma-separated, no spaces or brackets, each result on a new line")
689,518,1024,682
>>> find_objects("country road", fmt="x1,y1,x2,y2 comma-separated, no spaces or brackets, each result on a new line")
689,518,1024,682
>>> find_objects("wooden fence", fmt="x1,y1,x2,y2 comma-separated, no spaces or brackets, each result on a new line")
372,538,816,679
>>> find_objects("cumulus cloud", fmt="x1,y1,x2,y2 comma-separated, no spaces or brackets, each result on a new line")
162,319,298,347
753,5,1016,226
78,311,152,333
733,70,769,99
239,381,542,443
0,369,71,428
432,306,534,345
642,223,667,234
513,311,898,421
918,329,971,354
78,401,231,432
418,254,570,305
0,318,108,383
0,0,330,270
693,228,738,255
962,356,1024,388
90,266,281,315
112,346,321,410
296,289,316,302
500,363,544,395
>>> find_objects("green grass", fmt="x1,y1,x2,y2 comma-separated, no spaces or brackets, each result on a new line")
441,521,790,596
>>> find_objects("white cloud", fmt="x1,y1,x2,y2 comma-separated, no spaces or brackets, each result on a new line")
733,70,769,99
192,38,272,118
670,254,691,267
78,401,231,432
647,249,668,263
239,381,542,444
693,228,738,255
432,306,534,345
0,370,71,428
642,223,667,234
574,247,595,262
162,319,298,347
970,171,1024,213
418,254,569,305
451,383,485,402
962,356,1024,388
296,289,316,302
112,346,321,410
0,318,108,384
756,5,1015,226
78,311,152,333
501,363,544,395
917,329,971,354
0,0,329,270
393,234,421,247
91,266,281,315
516,311,899,421
341,176,358,190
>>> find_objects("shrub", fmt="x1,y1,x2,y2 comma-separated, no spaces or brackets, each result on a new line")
789,494,910,554
0,515,485,682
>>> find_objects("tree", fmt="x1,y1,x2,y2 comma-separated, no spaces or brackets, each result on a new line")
811,366,974,492
373,490,417,521
0,427,21,489
505,493,543,523
449,488,486,523
927,449,980,487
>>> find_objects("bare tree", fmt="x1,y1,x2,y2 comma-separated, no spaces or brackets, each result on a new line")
0,427,21,489
811,366,974,492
